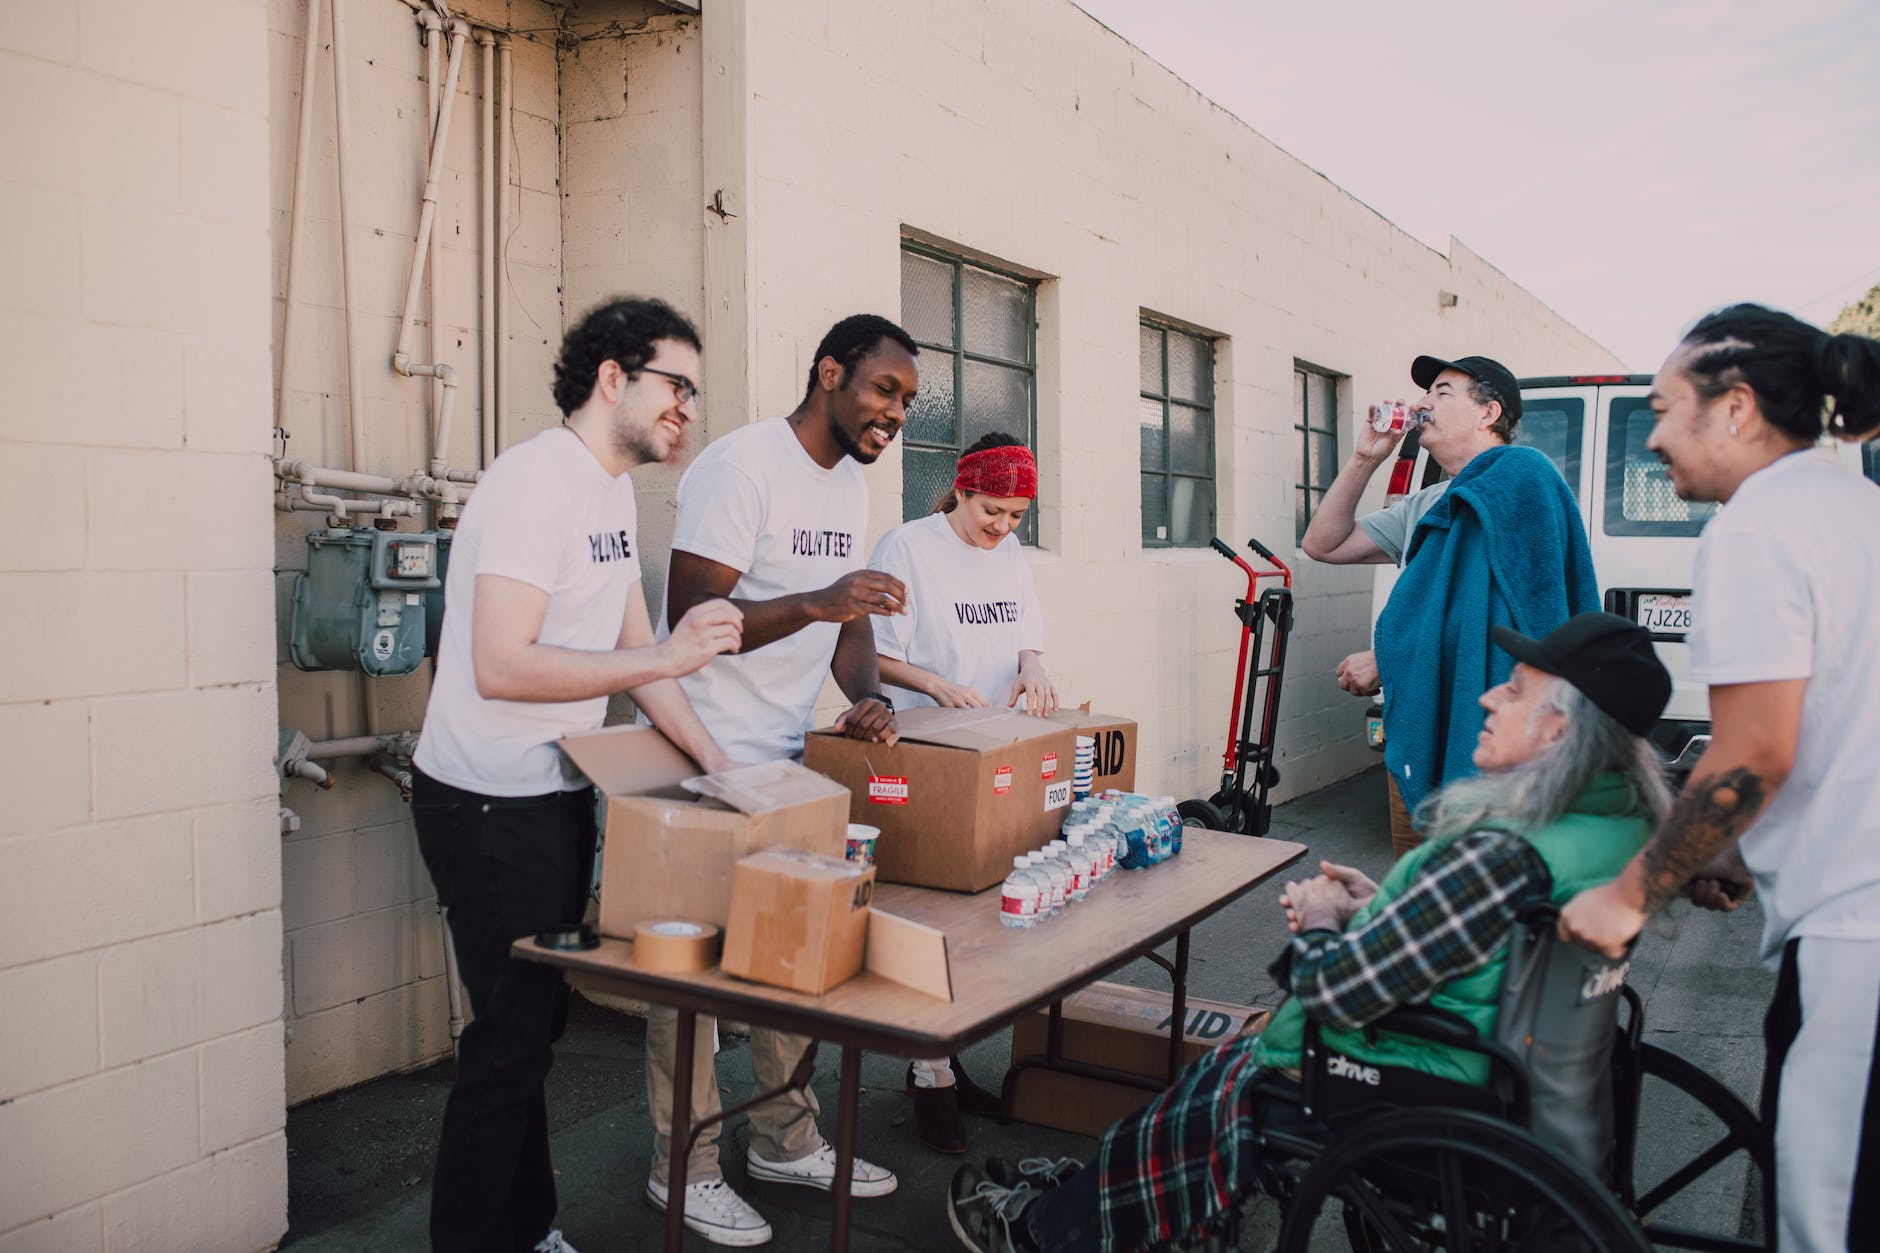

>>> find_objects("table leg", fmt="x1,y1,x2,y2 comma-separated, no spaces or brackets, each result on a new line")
830,1045,861,1253
665,1009,696,1253
1046,999,1064,1061
1168,930,1191,1083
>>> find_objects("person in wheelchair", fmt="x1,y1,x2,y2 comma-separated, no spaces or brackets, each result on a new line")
947,612,1673,1253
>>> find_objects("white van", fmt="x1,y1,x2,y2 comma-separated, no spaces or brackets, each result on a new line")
1369,373,1867,773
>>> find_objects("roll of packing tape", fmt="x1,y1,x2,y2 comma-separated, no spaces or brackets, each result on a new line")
631,919,722,973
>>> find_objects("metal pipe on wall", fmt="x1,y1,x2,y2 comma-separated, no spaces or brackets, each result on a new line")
477,29,496,469
424,13,445,461
330,0,370,473
494,35,512,455
276,0,324,434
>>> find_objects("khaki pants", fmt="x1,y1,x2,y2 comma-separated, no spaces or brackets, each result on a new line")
1388,774,1424,862
644,1007,824,1180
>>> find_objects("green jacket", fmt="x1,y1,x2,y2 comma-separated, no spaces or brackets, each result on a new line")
1251,773,1651,1085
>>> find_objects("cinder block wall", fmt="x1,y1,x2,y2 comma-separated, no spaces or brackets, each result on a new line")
730,0,1624,805
0,0,287,1248
269,0,566,1103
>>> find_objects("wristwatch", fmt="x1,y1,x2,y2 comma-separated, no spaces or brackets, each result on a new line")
865,690,895,711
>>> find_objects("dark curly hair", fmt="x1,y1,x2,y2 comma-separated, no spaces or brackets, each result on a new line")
801,314,917,403
1680,303,1880,442
552,298,701,417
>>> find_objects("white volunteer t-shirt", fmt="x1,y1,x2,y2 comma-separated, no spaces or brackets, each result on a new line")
868,512,1045,711
416,427,643,795
660,417,869,763
1687,449,1880,964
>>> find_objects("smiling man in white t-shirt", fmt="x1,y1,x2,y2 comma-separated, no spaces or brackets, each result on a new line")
638,314,917,1245
411,298,743,1253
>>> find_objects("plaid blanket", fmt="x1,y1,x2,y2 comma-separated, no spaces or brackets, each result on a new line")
1094,1035,1272,1252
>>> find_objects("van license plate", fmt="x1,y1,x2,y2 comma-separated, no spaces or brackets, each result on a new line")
1637,594,1693,634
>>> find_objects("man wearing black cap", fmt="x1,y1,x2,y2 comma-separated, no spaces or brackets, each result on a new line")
1303,354,1598,859
945,613,1671,1253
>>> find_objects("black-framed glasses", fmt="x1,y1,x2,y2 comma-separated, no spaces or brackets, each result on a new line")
634,365,701,407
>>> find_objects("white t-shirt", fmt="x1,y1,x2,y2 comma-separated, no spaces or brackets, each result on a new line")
1357,481,1449,566
868,512,1045,711
659,417,869,763
416,427,642,795
1687,449,1880,964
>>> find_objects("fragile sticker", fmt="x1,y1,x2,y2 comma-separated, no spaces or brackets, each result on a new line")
1040,752,1058,780
1043,780,1072,810
993,766,1013,795
868,774,909,805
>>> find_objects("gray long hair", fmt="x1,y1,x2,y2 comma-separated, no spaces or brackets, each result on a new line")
1414,676,1672,844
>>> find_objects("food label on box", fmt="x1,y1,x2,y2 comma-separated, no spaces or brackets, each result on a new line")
868,774,909,805
1041,752,1058,780
993,766,1013,795
1043,780,1072,810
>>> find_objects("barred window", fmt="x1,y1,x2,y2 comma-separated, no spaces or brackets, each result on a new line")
1139,320,1216,546
899,244,1038,542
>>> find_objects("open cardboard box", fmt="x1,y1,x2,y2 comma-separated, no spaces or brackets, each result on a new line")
804,706,1076,893
558,724,850,939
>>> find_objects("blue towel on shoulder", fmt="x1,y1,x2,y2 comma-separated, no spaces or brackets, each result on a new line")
1376,444,1599,817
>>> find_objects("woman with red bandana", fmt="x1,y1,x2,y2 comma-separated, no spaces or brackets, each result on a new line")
869,432,1060,1154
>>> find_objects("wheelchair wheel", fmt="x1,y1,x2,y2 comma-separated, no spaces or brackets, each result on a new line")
1617,1042,1771,1250
1276,1107,1649,1253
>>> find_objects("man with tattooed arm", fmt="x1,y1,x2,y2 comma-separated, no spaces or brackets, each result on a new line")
1558,304,1880,1253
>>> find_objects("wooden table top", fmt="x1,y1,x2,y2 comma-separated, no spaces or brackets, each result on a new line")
515,829,1306,1056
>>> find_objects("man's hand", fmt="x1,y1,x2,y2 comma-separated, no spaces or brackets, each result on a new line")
1317,860,1379,909
1280,873,1360,934
927,677,989,709
1351,413,1410,466
1686,845,1755,912
1557,877,1648,959
659,598,743,676
808,571,907,623
1335,650,1381,697
1008,656,1060,716
832,696,897,743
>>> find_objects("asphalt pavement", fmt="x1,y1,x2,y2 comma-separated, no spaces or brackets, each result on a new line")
282,764,1775,1251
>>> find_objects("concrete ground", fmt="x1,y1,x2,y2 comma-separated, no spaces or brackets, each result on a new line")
282,764,1775,1252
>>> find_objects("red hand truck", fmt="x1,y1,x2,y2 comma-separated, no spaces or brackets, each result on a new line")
1179,536,1293,836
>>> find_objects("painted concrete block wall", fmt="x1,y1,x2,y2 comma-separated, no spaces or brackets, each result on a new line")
732,0,1624,806
267,0,564,1103
0,0,286,1247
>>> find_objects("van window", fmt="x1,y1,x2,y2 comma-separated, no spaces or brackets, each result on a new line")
1603,397,1719,537
1863,443,1880,486
1514,399,1584,504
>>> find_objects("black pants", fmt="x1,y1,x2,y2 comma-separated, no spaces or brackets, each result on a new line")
412,767,596,1253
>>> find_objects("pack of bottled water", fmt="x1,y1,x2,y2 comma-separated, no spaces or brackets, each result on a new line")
999,789,1185,928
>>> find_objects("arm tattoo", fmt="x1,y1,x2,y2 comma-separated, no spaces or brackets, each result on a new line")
1640,767,1769,912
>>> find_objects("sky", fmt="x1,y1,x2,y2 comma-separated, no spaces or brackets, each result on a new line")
1070,0,1880,370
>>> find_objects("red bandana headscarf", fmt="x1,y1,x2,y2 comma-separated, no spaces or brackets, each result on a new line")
954,445,1038,499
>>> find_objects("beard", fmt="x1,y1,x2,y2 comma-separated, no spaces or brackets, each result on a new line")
830,417,879,464
613,403,677,466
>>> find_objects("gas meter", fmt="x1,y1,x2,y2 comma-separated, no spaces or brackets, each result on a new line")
289,528,442,676
424,528,453,658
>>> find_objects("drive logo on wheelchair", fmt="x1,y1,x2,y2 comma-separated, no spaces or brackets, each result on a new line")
1579,959,1631,1003
1325,1053,1382,1086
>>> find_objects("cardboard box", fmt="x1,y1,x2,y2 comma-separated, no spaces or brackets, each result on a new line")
721,849,875,995
803,707,1076,893
1046,708,1138,793
558,725,851,939
1004,981,1268,1137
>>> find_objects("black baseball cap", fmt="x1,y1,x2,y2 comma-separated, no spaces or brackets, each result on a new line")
1491,613,1671,735
1411,354,1522,424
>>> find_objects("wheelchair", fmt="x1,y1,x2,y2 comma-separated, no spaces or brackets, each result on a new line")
1198,905,1772,1252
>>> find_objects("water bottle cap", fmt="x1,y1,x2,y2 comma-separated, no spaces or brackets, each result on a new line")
1013,855,1027,868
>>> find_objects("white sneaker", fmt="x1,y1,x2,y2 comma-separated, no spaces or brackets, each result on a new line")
644,1173,774,1247
746,1142,898,1198
532,1231,577,1253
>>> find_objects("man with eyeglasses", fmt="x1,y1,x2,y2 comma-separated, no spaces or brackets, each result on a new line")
411,297,744,1253
638,313,919,1245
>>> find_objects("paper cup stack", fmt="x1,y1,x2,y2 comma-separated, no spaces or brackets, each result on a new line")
1073,735,1096,799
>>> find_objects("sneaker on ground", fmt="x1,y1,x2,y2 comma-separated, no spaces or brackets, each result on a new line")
746,1143,898,1197
987,1154,1082,1189
644,1174,774,1247
532,1230,578,1253
947,1162,1038,1253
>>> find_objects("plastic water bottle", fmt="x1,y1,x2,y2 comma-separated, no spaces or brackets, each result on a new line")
1158,796,1185,855
1055,837,1091,901
1035,848,1069,915
1000,855,1041,928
